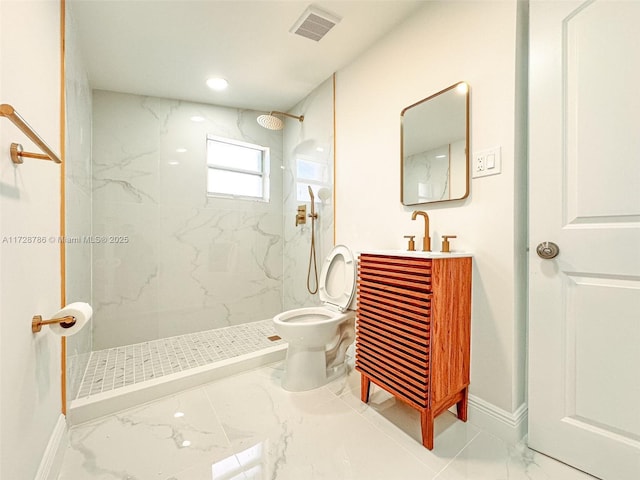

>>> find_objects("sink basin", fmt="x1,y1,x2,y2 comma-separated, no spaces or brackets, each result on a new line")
359,249,471,259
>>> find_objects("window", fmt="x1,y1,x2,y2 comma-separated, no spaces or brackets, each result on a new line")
296,155,329,202
207,135,270,201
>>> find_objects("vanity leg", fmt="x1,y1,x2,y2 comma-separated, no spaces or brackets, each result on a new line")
420,408,434,450
456,387,469,422
360,375,371,403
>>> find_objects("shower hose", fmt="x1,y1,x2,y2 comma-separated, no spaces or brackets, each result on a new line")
307,210,319,295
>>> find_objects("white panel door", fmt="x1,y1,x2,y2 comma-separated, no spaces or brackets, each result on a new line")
529,1,640,479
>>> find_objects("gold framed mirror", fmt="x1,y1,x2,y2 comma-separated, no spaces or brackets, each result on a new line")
401,82,469,205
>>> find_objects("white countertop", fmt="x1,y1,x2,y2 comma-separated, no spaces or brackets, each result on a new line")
359,250,472,259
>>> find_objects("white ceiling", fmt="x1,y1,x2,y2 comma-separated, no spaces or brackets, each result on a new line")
69,1,426,113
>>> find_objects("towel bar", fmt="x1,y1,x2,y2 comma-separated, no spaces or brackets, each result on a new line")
0,104,61,164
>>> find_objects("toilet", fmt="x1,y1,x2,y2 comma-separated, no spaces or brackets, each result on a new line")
273,245,356,391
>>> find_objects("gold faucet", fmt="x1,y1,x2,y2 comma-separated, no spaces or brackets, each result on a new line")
411,210,431,251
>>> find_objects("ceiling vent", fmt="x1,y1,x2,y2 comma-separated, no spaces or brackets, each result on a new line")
290,5,342,42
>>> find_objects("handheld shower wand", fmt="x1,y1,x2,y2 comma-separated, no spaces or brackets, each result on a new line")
307,186,319,295
308,185,317,220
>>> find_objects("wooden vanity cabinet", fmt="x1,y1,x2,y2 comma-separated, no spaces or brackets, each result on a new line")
355,253,472,450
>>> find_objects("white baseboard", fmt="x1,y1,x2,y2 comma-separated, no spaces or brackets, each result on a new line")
34,414,68,480
465,394,528,444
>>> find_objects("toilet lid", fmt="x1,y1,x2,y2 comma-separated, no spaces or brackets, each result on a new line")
319,245,356,312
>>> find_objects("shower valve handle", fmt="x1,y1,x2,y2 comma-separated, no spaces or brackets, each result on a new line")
296,205,307,226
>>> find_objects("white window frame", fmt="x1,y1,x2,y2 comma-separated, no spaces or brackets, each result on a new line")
206,135,270,202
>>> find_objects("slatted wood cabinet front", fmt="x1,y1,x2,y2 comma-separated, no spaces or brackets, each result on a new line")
356,253,472,450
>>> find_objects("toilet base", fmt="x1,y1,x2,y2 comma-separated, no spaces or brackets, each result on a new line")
281,344,346,392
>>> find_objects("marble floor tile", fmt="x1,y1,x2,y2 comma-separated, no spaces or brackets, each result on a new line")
203,367,439,480
329,361,481,474
58,388,231,480
433,431,599,480
58,359,600,480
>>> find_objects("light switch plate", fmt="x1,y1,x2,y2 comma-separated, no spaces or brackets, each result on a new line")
472,146,501,178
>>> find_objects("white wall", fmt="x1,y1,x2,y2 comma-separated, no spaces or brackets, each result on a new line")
0,1,63,479
335,0,527,417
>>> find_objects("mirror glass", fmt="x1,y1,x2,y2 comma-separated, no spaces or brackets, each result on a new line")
401,82,469,205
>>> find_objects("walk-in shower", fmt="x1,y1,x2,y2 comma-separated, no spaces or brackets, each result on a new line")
63,0,337,411
64,29,335,411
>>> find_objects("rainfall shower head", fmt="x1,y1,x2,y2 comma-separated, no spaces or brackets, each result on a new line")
256,111,304,130
257,114,283,130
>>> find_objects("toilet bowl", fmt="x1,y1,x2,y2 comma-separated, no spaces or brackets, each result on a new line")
273,245,356,391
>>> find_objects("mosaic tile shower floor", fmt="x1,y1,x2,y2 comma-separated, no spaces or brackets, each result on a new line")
76,319,284,399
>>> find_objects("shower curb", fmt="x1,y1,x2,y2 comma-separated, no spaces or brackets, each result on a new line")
67,344,286,425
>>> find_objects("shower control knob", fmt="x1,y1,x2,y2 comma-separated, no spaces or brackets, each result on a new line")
536,241,559,259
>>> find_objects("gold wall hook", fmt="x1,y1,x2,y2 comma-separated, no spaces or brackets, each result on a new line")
32,315,76,333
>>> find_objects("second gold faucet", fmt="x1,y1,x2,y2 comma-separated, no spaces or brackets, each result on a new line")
411,210,431,252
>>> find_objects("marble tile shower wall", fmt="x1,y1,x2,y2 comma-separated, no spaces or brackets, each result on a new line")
282,77,335,310
91,91,285,349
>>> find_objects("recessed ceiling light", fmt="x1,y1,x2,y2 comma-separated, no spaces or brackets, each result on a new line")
176,148,187,153
190,115,205,122
168,161,180,166
206,77,229,91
